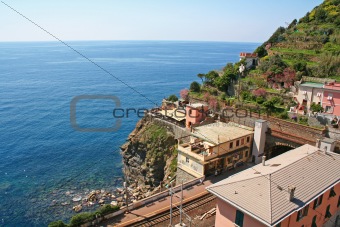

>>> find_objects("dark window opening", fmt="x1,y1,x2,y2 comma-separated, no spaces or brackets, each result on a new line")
235,210,244,227
313,195,323,209
325,205,332,219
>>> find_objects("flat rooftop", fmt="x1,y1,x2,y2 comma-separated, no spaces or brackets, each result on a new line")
187,103,207,108
300,82,324,88
192,122,253,144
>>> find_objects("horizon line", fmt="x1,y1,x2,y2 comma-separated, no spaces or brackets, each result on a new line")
0,39,263,44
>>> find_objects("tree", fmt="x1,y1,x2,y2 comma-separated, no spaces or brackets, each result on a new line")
190,81,201,92
180,89,189,101
310,103,324,112
197,73,205,83
287,19,297,29
254,45,268,58
214,74,231,92
167,94,178,102
263,99,276,112
205,71,219,85
315,8,327,22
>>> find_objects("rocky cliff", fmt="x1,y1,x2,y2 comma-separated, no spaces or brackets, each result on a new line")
120,117,178,198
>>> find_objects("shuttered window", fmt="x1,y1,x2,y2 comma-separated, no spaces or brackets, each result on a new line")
235,210,244,227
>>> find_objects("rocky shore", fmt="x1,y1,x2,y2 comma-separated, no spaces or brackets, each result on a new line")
121,116,178,197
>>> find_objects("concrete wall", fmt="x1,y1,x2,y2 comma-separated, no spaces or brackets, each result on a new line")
175,167,197,185
152,117,190,139
215,198,265,227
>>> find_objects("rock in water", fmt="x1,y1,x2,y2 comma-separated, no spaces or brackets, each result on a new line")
73,204,82,212
72,195,82,202
111,201,118,206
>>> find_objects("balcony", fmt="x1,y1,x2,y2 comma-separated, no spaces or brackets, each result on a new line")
178,141,217,162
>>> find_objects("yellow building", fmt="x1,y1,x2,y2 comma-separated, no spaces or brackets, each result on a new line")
177,122,254,177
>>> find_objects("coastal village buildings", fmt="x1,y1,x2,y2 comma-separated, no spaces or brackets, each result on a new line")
292,78,340,117
177,122,254,177
239,52,258,69
207,143,340,227
185,103,209,129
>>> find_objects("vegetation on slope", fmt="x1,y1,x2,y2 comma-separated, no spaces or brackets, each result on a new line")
255,0,340,79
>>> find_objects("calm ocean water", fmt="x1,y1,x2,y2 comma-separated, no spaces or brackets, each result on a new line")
0,41,259,226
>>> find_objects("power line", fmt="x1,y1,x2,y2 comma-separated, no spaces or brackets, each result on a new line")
1,1,159,108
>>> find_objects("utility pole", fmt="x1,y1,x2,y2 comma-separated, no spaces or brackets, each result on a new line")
180,181,183,226
169,182,173,226
124,182,129,213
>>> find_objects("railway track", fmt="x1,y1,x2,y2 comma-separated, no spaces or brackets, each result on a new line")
128,193,215,227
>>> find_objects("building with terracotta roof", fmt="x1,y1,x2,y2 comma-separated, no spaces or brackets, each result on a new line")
207,143,340,227
239,52,258,69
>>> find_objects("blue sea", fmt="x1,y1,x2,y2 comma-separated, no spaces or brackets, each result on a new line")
0,41,259,226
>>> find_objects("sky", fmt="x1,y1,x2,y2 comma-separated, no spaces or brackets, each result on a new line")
1,0,324,43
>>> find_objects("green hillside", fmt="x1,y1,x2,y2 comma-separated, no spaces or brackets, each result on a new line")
254,0,340,79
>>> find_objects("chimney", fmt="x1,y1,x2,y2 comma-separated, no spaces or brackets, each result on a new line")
262,156,266,166
288,185,296,201
323,146,327,154
316,139,321,148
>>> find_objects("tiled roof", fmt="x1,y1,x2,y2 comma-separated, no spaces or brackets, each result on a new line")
206,144,340,226
240,52,258,58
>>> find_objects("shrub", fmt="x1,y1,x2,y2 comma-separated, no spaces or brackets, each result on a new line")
278,111,289,119
96,204,120,216
48,220,67,227
310,103,324,112
209,88,218,96
256,96,265,104
203,92,211,102
190,81,201,92
241,91,253,101
270,96,283,105
180,89,189,101
252,88,267,97
167,94,178,102
298,116,309,126
69,213,95,227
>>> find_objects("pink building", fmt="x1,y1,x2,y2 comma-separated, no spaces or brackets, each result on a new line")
185,103,209,129
322,82,340,116
207,143,340,227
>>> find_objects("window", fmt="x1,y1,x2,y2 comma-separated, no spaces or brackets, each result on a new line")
230,142,233,149
189,109,192,115
241,138,244,145
338,196,340,207
245,150,249,157
311,215,317,227
325,205,332,219
329,187,336,198
297,205,309,221
185,157,189,163
313,195,323,209
275,223,281,227
235,210,244,227
236,140,240,147
246,137,250,143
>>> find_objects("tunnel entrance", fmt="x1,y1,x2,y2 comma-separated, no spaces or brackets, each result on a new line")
269,145,294,159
